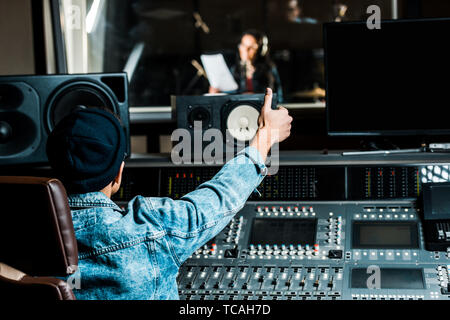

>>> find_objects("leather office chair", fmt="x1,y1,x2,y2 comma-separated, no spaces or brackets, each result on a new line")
0,176,78,300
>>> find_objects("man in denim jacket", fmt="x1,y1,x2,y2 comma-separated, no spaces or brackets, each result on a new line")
46,88,292,300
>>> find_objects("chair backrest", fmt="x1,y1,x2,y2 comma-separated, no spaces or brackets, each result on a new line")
0,176,78,300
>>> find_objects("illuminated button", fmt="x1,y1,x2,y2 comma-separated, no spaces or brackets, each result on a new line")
369,251,377,260
257,206,262,212
386,250,394,260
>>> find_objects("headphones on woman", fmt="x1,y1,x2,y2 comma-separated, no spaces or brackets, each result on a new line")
260,35,269,57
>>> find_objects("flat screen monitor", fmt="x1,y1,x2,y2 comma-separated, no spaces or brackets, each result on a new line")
325,18,450,136
249,218,317,246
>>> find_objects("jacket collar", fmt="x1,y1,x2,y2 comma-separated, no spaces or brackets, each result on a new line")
68,192,123,212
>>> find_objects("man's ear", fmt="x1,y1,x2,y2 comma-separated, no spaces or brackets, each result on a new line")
114,161,125,186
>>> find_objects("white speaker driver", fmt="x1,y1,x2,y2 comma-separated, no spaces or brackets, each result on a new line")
226,104,260,142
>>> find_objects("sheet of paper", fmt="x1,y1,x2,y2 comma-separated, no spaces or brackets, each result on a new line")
200,54,238,92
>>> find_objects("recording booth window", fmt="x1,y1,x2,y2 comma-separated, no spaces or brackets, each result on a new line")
56,0,396,109
58,0,450,154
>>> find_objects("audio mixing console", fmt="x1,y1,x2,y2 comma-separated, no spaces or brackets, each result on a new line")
176,201,450,300
108,157,450,300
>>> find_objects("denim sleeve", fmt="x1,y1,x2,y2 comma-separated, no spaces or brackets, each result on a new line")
146,146,267,266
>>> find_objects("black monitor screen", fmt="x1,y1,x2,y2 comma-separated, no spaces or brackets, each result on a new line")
325,19,450,136
423,182,450,220
352,221,419,249
351,268,425,289
249,218,317,246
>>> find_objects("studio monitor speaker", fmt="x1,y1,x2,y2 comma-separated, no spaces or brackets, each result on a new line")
0,73,130,166
173,93,277,159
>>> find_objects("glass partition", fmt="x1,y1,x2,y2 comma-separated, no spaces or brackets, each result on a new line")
59,0,394,107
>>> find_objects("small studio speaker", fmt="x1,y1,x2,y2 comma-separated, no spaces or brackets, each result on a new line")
0,73,130,166
173,93,277,158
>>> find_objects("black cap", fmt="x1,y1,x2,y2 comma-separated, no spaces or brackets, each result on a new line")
46,108,126,194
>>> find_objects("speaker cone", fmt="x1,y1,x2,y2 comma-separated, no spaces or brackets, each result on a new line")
47,83,117,131
188,106,211,129
226,104,260,142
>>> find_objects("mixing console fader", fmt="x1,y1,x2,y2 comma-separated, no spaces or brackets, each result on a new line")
177,201,450,300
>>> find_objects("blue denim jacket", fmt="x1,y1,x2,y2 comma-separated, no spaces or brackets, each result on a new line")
67,147,267,300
